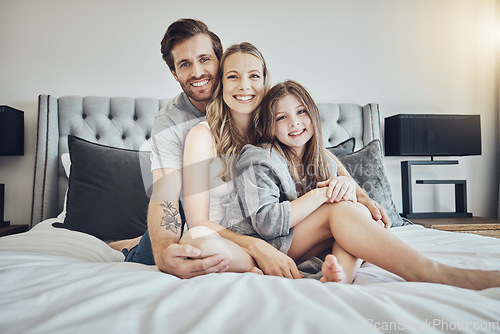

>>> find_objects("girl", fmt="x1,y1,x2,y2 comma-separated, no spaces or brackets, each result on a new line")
227,80,500,288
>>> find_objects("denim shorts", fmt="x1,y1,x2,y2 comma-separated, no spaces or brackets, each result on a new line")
123,230,156,265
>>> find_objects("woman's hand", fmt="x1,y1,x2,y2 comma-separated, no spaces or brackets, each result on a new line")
317,176,357,203
249,239,303,279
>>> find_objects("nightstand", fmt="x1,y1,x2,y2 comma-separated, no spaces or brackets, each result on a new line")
411,217,500,238
0,224,29,237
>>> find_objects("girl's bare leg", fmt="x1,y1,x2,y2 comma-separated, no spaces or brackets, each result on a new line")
320,254,344,283
320,252,363,283
321,243,363,283
290,202,367,283
180,226,259,273
325,204,368,283
290,201,500,290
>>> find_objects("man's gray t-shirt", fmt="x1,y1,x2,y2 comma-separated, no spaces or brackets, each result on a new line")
150,92,205,171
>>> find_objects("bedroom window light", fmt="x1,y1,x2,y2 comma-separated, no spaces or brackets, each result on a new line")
0,105,24,227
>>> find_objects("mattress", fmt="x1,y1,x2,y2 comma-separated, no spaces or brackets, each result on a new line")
1,219,499,334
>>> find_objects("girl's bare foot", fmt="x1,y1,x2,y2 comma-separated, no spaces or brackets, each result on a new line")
320,254,348,283
108,236,141,252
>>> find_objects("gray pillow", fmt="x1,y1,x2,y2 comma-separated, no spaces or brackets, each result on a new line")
53,136,150,241
338,139,405,227
326,138,355,157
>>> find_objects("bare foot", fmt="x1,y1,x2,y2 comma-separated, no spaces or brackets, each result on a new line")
320,254,348,283
250,267,264,275
108,236,141,252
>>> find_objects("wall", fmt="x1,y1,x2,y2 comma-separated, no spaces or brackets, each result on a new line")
0,0,498,225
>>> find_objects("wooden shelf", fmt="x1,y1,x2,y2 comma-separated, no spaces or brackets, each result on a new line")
0,224,29,237
411,216,500,238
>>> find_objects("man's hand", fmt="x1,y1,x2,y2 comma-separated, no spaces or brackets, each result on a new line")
159,243,229,279
317,176,357,203
357,196,391,229
148,168,229,279
249,240,303,279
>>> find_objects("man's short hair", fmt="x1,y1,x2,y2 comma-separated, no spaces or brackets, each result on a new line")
160,18,223,72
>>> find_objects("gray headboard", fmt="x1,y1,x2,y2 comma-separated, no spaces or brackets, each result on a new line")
30,95,381,227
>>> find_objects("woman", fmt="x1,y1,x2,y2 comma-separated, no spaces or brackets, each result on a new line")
179,42,272,274
228,79,500,289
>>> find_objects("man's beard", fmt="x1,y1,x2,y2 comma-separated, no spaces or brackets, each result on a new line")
180,76,216,104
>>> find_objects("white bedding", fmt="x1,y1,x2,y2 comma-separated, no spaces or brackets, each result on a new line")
1,220,500,334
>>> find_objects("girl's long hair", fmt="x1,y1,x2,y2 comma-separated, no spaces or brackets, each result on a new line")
206,42,270,181
260,80,331,195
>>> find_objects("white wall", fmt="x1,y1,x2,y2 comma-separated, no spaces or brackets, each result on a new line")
0,0,498,225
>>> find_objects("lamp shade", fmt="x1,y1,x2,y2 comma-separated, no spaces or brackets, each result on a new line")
384,114,481,157
0,105,24,156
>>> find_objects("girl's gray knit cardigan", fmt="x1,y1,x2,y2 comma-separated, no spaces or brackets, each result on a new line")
220,144,337,254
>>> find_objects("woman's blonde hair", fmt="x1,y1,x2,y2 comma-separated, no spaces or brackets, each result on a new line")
260,80,331,195
206,42,271,181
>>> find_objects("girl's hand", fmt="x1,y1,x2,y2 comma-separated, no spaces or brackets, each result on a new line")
317,176,357,203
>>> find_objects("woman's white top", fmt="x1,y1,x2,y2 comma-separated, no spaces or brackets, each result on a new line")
199,121,235,224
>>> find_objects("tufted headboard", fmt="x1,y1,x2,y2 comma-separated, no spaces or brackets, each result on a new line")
30,95,381,227
318,103,381,150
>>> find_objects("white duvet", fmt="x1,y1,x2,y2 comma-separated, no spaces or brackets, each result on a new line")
1,220,500,334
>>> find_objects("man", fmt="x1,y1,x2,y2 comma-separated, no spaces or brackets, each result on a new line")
116,18,390,279
145,19,226,278
110,19,225,276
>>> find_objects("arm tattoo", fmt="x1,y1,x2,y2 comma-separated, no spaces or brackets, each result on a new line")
159,201,181,234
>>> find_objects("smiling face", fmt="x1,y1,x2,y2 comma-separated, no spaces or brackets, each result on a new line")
170,33,219,112
222,52,265,118
274,93,314,158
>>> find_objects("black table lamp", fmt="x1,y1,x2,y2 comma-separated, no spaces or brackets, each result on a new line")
0,105,24,227
384,114,481,219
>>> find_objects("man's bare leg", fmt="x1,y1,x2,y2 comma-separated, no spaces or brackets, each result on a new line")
108,236,142,252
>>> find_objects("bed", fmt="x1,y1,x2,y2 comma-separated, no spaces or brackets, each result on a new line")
1,95,500,334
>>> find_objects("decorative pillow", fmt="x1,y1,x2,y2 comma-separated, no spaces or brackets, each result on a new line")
326,138,355,157
338,139,405,227
53,136,151,241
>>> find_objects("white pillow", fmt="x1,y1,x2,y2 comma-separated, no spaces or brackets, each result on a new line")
61,152,71,177
57,153,71,220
